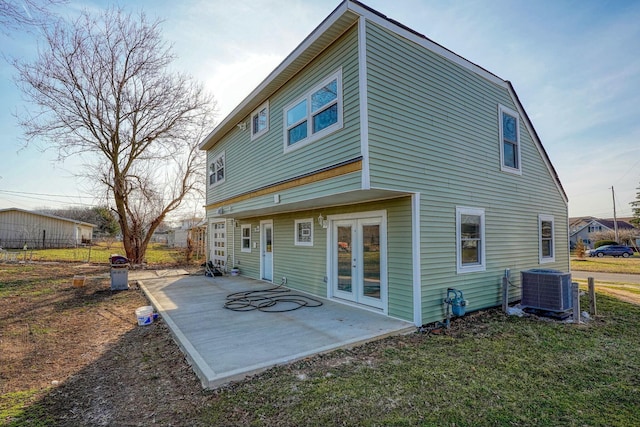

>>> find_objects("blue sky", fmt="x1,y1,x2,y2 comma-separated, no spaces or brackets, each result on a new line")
0,0,639,219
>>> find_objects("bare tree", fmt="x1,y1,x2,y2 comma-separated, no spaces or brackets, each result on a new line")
0,0,65,32
590,229,639,247
14,7,215,264
631,184,640,228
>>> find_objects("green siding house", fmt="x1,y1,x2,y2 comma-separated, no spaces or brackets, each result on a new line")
199,0,569,326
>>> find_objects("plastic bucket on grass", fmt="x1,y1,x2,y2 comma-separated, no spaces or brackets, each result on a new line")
135,306,154,326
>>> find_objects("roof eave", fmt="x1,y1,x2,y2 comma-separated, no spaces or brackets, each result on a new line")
199,1,359,151
505,81,569,205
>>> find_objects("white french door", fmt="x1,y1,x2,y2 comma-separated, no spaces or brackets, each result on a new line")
330,212,386,310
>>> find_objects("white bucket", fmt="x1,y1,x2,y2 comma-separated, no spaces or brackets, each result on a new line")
135,306,154,326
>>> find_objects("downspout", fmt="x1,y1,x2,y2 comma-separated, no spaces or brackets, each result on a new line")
412,193,422,326
231,218,235,270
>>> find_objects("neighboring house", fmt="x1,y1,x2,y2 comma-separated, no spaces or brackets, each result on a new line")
0,208,95,249
569,217,636,249
167,218,207,257
199,1,569,326
167,228,189,248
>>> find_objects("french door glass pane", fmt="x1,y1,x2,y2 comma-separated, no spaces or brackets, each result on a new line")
362,224,380,299
337,225,352,293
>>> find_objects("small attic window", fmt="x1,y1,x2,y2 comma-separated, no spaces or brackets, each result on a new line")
498,104,521,175
251,101,269,141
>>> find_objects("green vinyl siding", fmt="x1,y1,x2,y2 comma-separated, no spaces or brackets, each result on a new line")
206,24,361,206
227,197,414,322
220,171,362,215
205,15,568,325
232,221,260,278
384,198,414,321
365,21,568,324
273,213,327,296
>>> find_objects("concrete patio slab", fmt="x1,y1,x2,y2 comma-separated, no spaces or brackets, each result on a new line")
138,274,414,388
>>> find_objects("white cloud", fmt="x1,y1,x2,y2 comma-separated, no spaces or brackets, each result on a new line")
201,52,284,117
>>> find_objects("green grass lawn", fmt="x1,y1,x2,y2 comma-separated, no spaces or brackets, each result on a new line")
10,242,192,264
2,250,639,425
196,294,640,426
571,255,640,274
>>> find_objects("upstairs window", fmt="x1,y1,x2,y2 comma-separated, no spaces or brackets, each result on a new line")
209,152,225,187
284,69,343,152
498,105,521,174
251,101,269,140
456,207,486,273
539,214,555,263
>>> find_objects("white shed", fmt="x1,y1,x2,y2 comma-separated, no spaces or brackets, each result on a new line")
0,208,95,249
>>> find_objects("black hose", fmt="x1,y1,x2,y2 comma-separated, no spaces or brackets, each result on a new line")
224,282,323,313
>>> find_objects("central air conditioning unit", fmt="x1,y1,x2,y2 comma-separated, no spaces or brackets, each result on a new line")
521,269,573,312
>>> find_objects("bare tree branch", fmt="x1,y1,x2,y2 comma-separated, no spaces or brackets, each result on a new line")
0,0,66,33
14,6,216,263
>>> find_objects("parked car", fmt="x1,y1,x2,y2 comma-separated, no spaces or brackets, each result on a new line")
588,245,634,258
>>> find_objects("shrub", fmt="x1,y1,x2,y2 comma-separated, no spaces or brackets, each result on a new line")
575,240,586,259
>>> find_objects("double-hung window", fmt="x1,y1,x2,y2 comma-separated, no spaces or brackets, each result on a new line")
209,152,225,187
456,207,486,273
241,224,251,253
251,101,269,140
539,214,555,263
498,105,521,174
284,69,342,152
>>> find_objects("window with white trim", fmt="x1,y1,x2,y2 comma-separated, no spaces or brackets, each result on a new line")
498,105,521,174
283,69,343,152
539,214,555,263
294,219,313,246
456,207,486,273
251,101,269,140
241,224,251,253
209,152,225,187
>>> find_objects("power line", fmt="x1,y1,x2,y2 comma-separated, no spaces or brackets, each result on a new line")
0,189,96,199
0,190,204,210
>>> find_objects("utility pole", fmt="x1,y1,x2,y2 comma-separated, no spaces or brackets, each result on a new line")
611,186,619,242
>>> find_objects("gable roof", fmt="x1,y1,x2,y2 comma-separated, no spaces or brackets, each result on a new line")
0,208,96,228
199,0,567,202
597,219,635,231
569,217,636,236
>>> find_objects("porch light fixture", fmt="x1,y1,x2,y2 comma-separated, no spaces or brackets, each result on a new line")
317,214,328,229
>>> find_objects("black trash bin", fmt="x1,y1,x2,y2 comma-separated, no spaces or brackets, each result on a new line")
110,254,129,290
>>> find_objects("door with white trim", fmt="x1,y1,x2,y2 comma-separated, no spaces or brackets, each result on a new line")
331,212,386,310
209,220,227,270
261,220,273,281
